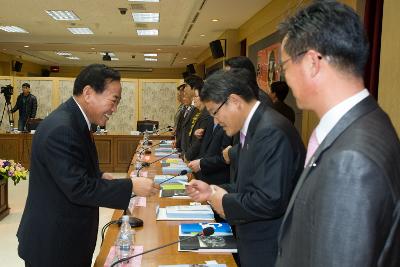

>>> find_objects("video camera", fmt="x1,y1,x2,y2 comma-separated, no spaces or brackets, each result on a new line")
1,84,13,104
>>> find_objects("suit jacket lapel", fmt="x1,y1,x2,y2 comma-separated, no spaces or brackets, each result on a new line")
278,96,378,242
65,97,99,173
235,104,264,190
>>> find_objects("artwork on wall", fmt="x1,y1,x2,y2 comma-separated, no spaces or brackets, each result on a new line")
249,31,284,94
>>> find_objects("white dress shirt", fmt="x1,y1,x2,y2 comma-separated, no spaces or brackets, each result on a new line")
73,97,91,130
240,101,261,137
315,89,369,144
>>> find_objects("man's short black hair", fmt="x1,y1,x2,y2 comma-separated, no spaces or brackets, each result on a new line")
225,56,257,77
184,75,204,90
271,81,290,102
73,64,121,96
201,68,256,104
177,84,186,91
278,0,369,78
22,83,30,88
224,56,260,99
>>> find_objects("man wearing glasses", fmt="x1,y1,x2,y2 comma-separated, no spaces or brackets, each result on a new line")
186,68,305,266
276,1,400,267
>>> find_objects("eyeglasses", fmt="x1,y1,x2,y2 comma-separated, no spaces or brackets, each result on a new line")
276,51,309,73
211,98,228,117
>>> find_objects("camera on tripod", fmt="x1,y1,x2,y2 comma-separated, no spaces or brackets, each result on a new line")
1,84,13,104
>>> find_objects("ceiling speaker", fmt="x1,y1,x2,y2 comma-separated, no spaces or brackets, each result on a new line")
186,64,195,74
13,61,23,72
209,40,224,59
103,53,111,61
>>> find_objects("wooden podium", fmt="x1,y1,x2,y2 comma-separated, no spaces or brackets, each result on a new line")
0,178,10,221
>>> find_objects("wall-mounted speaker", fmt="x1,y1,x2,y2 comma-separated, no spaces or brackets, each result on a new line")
41,69,50,77
186,64,196,74
182,71,190,79
13,61,23,72
209,40,224,59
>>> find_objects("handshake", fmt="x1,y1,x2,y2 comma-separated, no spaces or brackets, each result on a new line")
131,176,160,197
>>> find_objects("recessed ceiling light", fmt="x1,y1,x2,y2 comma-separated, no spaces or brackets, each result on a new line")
100,52,116,57
137,29,158,36
132,13,159,23
200,34,205,37
182,57,187,60
144,53,157,57
68,28,93,34
24,45,29,48
211,19,219,22
90,47,95,50
156,48,162,51
45,10,80,21
55,51,72,56
66,56,80,60
129,0,159,2
145,58,157,62
0,26,29,33
111,58,119,61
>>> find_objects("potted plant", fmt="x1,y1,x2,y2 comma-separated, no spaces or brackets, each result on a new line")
0,159,28,220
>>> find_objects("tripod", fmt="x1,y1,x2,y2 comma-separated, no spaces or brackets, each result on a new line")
0,98,15,131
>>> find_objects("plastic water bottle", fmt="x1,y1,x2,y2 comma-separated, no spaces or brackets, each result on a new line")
116,215,134,260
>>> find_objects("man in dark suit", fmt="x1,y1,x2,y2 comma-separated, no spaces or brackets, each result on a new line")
188,116,232,185
176,76,201,153
223,56,274,186
173,83,186,129
269,81,295,124
186,68,305,266
11,83,38,131
17,64,159,267
275,2,400,267
184,85,211,161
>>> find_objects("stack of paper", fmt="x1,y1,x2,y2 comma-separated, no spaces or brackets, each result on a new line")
154,152,180,158
178,223,237,253
178,235,237,253
156,205,214,221
162,164,192,175
160,183,188,198
166,205,214,219
155,147,176,153
154,174,188,184
179,223,233,236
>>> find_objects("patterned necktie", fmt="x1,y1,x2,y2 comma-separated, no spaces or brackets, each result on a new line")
240,131,246,148
304,129,319,167
183,107,190,118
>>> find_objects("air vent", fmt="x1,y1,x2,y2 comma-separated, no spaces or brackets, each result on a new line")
135,23,148,29
180,0,207,46
130,4,146,11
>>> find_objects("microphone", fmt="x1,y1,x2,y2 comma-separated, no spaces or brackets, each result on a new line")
110,227,215,267
137,142,162,157
157,170,188,186
136,150,180,174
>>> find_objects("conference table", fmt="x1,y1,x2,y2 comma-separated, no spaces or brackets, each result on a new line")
94,140,236,267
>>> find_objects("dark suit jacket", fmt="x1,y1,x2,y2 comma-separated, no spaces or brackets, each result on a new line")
11,93,38,119
184,109,211,161
276,96,400,267
179,106,198,153
220,104,305,266
17,98,132,267
195,120,232,185
273,100,295,124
